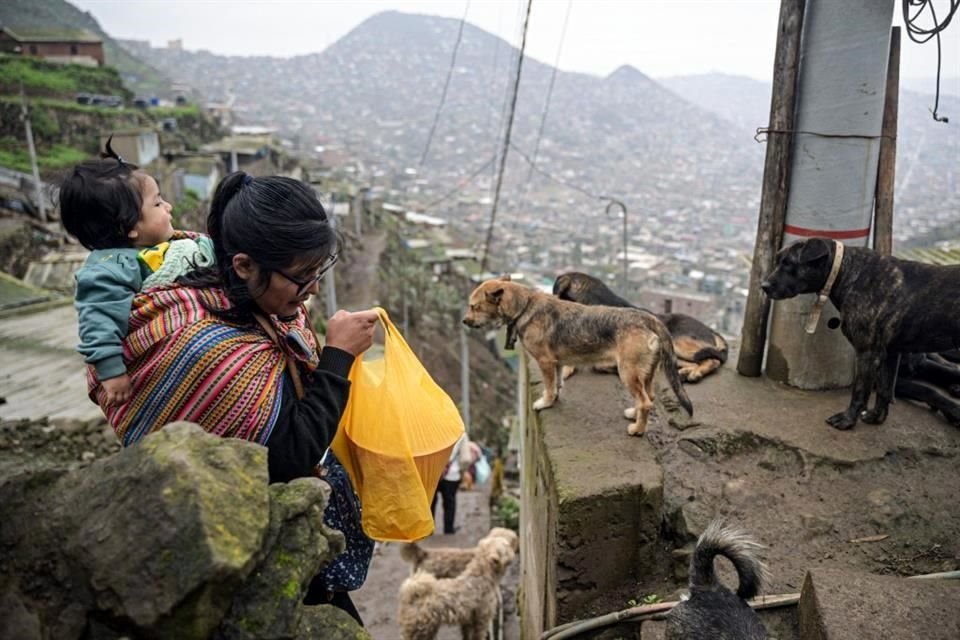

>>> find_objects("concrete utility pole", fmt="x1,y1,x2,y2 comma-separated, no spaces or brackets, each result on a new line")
605,199,628,293
325,192,338,318
766,0,896,389
460,324,471,435
19,83,47,223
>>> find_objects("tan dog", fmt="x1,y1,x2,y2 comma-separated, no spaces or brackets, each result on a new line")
400,527,519,577
463,276,693,435
398,536,516,640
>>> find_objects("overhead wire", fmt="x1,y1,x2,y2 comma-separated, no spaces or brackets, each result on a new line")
419,0,472,168
901,0,960,122
489,1,526,193
481,0,534,271
518,0,573,208
509,141,609,202
421,153,499,211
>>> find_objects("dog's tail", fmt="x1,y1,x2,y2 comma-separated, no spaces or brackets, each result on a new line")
399,542,427,567
654,320,693,416
691,334,729,365
399,570,439,606
689,520,766,600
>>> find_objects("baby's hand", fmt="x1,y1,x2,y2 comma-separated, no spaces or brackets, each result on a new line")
102,373,132,406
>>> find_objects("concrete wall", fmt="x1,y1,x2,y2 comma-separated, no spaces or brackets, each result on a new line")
518,352,668,638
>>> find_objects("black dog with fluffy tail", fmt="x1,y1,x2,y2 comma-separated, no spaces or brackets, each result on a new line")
665,521,768,640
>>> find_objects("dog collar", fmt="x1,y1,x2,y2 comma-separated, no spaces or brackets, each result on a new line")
804,240,844,334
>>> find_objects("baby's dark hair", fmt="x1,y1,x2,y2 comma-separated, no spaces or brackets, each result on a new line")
181,171,340,320
59,136,143,250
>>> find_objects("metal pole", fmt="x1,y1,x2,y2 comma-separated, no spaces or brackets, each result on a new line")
605,199,628,293
765,0,895,389
20,83,46,223
353,190,362,237
325,192,338,318
461,324,471,435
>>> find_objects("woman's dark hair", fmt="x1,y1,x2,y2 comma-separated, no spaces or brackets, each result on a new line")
180,171,339,321
58,136,143,250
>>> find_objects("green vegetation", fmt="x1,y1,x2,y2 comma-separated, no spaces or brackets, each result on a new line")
0,54,129,98
626,593,662,607
0,95,130,115
492,494,519,532
151,104,201,119
0,137,86,172
173,188,202,229
0,0,171,96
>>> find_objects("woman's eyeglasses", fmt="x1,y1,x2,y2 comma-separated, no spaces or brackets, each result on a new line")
277,253,339,297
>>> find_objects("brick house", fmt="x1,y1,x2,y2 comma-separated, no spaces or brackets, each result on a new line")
0,27,105,66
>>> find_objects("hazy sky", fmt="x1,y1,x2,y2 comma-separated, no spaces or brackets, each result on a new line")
72,0,958,84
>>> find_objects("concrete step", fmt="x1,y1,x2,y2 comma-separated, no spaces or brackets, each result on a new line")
798,567,960,639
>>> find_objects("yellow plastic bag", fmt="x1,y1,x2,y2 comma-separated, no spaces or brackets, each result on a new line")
331,307,465,541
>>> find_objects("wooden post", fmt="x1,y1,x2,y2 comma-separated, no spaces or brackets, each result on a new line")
737,0,806,377
873,26,900,257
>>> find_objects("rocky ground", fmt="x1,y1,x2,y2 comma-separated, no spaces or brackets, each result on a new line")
0,416,519,640
531,356,960,638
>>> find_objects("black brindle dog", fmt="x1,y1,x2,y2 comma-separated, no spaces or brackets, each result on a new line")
761,237,960,430
897,351,960,427
553,272,728,383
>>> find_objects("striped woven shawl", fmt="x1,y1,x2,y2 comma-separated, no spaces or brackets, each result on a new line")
89,286,318,446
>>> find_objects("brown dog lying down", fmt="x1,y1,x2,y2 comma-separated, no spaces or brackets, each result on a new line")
399,527,519,577
463,276,693,436
553,272,728,383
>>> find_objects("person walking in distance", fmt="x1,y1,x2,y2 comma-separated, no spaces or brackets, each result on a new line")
431,434,476,534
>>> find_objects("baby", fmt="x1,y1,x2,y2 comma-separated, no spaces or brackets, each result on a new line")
59,137,214,405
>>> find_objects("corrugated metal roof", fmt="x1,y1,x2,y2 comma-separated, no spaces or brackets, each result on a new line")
2,27,102,44
895,246,960,266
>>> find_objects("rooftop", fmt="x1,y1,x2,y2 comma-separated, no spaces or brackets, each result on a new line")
2,27,102,44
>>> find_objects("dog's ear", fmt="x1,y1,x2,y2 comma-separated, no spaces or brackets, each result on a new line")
798,238,831,264
497,273,512,281
552,275,568,297
486,287,505,304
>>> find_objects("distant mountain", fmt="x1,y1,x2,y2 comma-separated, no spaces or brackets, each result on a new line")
0,0,170,95
661,70,960,243
658,73,772,132
119,11,763,204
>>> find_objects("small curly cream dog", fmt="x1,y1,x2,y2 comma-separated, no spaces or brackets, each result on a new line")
399,527,519,577
398,535,517,640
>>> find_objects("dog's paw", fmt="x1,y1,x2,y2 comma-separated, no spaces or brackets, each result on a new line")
626,421,646,436
943,408,960,428
533,397,555,411
561,365,577,380
826,411,857,430
861,407,888,424
623,407,637,420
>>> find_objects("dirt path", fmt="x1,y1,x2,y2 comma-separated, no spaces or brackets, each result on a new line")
337,230,387,311
340,226,519,638
352,485,520,639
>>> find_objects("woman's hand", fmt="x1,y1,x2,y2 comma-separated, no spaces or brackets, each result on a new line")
324,309,379,356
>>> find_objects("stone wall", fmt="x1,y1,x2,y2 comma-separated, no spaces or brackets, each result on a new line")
518,354,673,638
